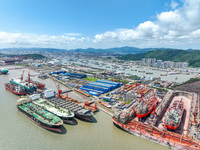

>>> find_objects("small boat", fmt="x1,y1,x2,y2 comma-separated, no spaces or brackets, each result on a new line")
160,74,167,76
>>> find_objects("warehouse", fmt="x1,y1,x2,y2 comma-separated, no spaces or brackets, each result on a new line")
96,80,123,87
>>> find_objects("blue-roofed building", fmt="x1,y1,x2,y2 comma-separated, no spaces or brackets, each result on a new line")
96,80,123,87
88,82,116,90
83,85,109,92
80,80,122,96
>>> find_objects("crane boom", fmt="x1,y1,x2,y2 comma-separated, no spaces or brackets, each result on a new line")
50,75,62,98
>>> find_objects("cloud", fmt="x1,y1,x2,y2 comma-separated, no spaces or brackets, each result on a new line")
94,0,200,48
0,32,87,48
171,0,179,9
64,33,82,36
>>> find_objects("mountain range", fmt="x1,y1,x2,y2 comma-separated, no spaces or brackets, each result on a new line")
117,49,200,67
0,46,191,54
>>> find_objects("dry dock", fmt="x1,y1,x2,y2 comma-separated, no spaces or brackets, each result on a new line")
112,89,200,150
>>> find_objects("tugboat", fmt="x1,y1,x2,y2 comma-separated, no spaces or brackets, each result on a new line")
164,99,184,130
16,98,63,133
136,90,158,120
31,94,75,125
5,83,26,95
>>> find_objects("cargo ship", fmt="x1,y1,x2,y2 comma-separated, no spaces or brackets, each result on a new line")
164,99,184,130
16,98,63,133
31,94,75,124
9,78,37,94
112,116,200,150
48,97,94,122
0,68,8,74
41,89,94,122
136,92,158,119
29,80,45,89
5,83,26,95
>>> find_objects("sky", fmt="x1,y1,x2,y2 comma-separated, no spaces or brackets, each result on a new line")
0,0,200,49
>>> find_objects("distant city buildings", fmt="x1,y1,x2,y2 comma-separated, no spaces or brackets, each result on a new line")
141,58,188,69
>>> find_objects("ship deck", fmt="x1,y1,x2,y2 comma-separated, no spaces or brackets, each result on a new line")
158,95,191,135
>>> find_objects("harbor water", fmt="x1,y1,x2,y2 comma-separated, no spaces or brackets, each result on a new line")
0,68,169,150
62,58,195,83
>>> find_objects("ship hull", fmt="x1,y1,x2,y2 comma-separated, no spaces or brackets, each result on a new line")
164,124,180,130
53,115,75,125
136,107,154,118
5,85,26,96
17,106,62,133
30,80,45,89
74,114,93,122
33,99,75,125
47,97,94,122
2,71,8,74
164,100,184,130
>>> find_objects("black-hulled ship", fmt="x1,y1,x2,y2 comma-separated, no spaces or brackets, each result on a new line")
43,89,94,122
16,98,63,133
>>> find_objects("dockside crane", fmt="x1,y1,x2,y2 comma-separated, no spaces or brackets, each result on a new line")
21,70,25,81
50,75,63,98
28,67,31,83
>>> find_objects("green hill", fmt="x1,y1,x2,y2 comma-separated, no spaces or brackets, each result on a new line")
117,49,200,67
7,54,46,60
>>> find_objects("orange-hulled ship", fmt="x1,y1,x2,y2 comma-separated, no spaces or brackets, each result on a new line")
164,99,184,130
5,83,26,95
135,91,158,119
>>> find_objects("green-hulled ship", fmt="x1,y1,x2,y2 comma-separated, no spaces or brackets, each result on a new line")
0,68,8,74
10,78,37,94
16,98,63,133
32,97,75,124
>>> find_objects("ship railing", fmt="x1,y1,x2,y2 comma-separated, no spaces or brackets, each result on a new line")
16,98,31,105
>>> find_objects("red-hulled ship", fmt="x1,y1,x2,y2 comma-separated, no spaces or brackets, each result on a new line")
29,80,45,89
164,99,184,130
5,83,26,95
135,90,158,119
26,70,45,89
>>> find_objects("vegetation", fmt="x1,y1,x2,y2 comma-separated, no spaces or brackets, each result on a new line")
172,78,200,88
8,54,46,60
23,54,46,59
117,49,200,67
125,100,132,104
106,57,112,59
110,78,129,84
70,46,154,54
84,77,98,82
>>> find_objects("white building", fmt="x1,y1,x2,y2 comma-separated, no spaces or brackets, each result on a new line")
157,60,163,68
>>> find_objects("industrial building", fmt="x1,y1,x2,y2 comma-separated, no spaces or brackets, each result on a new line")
49,71,87,78
79,80,122,96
